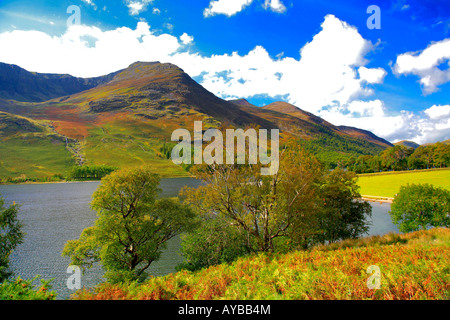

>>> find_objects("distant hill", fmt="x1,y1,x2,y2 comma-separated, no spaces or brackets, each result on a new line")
260,101,392,148
0,61,393,179
337,126,393,149
394,140,420,149
0,62,119,102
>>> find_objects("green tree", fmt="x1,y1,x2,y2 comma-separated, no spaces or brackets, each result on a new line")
62,166,197,283
380,145,412,171
317,168,372,244
0,196,24,282
389,183,450,232
182,141,324,252
433,142,450,168
176,216,256,272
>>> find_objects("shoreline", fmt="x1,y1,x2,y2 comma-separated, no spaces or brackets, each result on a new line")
361,195,393,203
0,174,196,186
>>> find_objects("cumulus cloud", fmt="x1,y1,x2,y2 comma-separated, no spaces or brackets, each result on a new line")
203,0,286,17
358,66,387,84
263,0,287,13
424,104,450,120
393,38,450,94
319,101,450,144
125,0,154,16
204,0,253,17
180,33,194,45
0,22,182,77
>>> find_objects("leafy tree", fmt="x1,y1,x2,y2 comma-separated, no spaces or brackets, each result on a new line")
317,168,372,244
67,165,118,181
0,196,24,282
433,142,450,168
62,166,197,283
389,183,450,232
176,216,256,272
182,141,324,252
380,145,412,171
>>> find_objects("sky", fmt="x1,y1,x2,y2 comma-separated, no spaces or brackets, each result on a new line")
0,0,449,144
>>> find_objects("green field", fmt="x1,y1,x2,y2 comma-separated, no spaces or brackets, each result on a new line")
0,135,74,179
357,168,450,198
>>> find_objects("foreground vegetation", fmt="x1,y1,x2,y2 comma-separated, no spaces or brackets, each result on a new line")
357,168,450,198
71,227,449,300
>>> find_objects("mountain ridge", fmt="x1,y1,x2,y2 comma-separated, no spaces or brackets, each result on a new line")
0,62,121,102
0,61,393,179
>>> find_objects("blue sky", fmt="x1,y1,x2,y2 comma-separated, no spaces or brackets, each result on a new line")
0,0,449,144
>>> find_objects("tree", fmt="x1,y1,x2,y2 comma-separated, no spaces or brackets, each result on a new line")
380,145,412,171
0,196,24,282
62,166,197,283
182,141,324,252
317,168,372,244
389,183,450,233
176,216,256,272
433,142,450,168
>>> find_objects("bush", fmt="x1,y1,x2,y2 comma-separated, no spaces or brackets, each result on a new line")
176,217,256,272
390,183,450,232
0,276,56,300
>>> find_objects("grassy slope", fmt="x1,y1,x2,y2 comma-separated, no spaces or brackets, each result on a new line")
72,228,449,300
83,115,190,178
357,168,450,198
0,112,74,179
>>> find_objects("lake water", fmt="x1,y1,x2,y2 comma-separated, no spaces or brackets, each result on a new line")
0,178,398,299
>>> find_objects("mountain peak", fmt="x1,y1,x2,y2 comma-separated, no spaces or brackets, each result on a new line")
110,61,185,83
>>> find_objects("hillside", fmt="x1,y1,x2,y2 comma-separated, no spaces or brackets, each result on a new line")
71,228,449,300
0,61,392,179
394,140,420,149
231,100,390,166
0,111,74,179
0,62,119,102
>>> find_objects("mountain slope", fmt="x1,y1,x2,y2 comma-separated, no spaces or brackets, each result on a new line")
0,62,120,102
262,101,392,149
393,140,420,149
0,61,393,179
0,111,74,179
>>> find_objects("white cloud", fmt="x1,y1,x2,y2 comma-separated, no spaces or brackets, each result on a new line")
204,0,286,17
319,101,450,144
204,0,253,17
424,104,450,120
346,99,385,117
393,38,450,94
180,33,194,45
0,22,182,78
358,66,386,84
263,0,287,13
179,15,383,114
126,0,153,16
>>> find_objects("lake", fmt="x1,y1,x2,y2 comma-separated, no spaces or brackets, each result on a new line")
0,178,398,299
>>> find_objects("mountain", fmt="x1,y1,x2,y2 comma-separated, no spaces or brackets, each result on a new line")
260,101,392,148
394,140,420,149
0,61,392,180
0,62,120,102
336,126,393,149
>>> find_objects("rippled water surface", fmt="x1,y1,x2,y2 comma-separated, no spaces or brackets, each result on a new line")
0,179,397,299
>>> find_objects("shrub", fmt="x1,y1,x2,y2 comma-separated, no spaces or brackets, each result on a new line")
389,183,450,232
